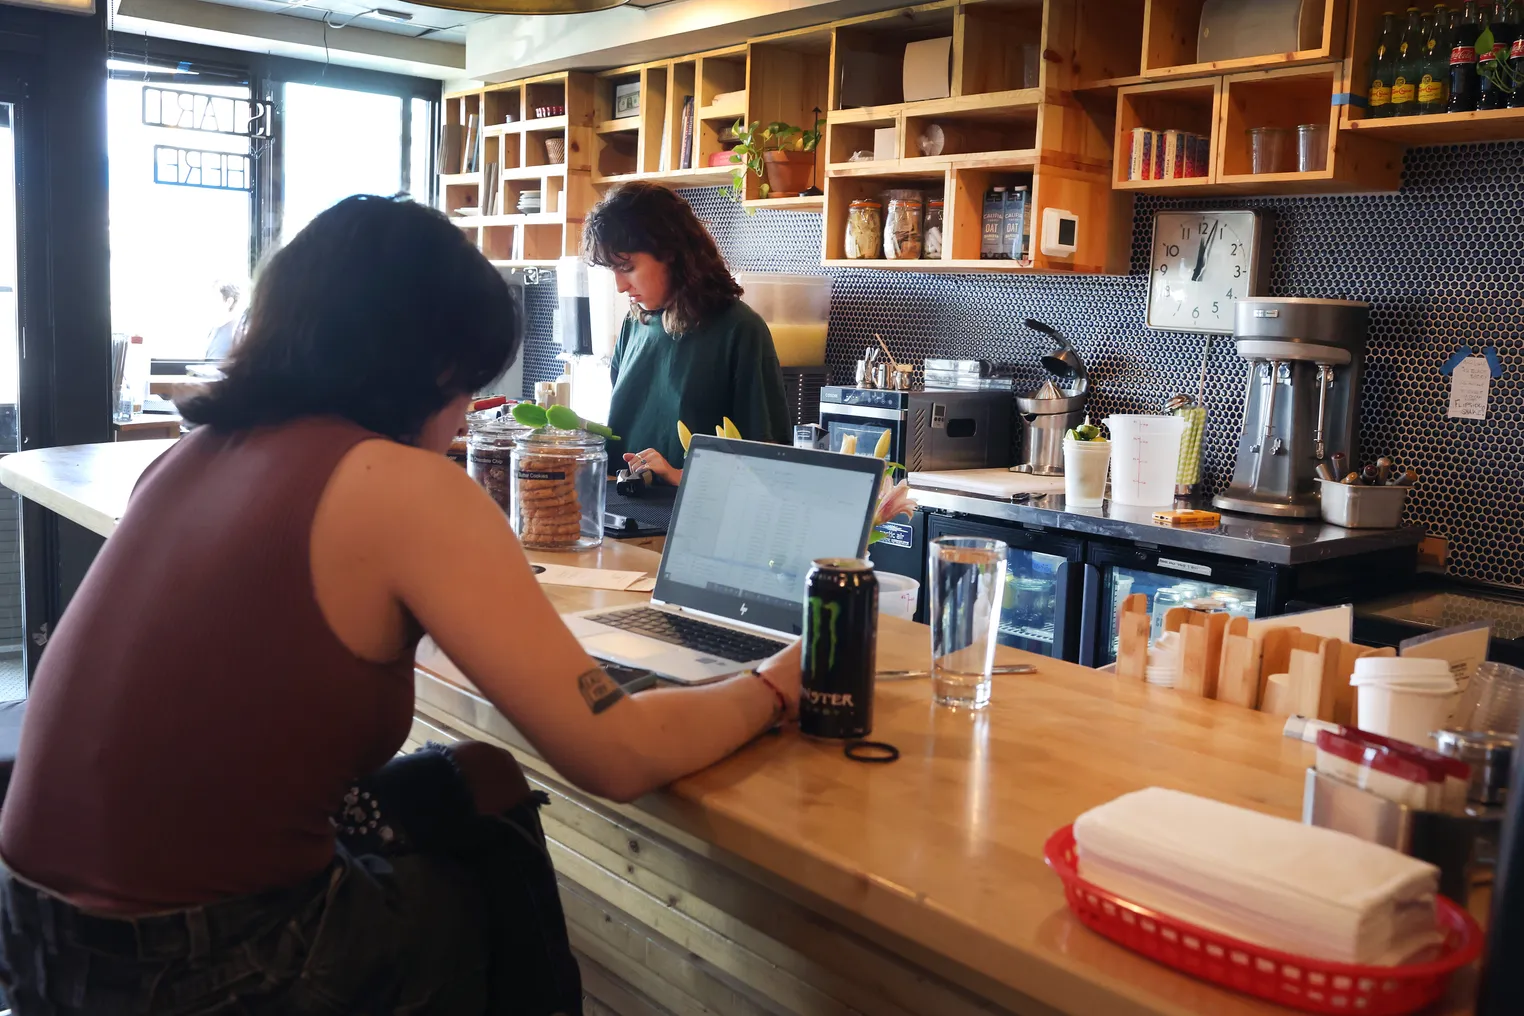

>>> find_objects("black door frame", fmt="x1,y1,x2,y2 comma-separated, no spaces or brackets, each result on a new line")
0,5,113,680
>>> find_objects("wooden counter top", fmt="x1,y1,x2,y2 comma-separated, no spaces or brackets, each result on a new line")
0,440,175,536
0,442,1478,1015
423,540,1479,1016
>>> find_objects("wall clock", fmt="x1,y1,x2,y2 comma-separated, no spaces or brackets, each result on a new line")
1145,210,1269,334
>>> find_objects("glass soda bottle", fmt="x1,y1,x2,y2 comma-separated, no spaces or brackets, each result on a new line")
1419,5,1453,111
1449,1,1484,111
1479,1,1518,109
1369,11,1401,117
1391,7,1427,115
1505,1,1524,107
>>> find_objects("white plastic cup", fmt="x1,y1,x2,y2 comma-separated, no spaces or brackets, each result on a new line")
1105,415,1187,507
1063,438,1111,507
876,572,921,621
1353,656,1453,683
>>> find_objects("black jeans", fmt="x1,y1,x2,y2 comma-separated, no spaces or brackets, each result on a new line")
0,745,582,1015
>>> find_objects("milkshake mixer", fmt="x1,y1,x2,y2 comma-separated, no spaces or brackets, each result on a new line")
1213,298,1369,519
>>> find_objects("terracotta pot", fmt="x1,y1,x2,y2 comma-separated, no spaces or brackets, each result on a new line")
762,149,816,196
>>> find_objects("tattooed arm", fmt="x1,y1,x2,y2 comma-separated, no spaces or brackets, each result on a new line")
332,442,800,803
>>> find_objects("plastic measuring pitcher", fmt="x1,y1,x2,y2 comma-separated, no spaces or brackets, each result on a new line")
1105,415,1186,507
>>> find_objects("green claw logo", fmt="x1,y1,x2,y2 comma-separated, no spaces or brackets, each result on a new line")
808,596,841,669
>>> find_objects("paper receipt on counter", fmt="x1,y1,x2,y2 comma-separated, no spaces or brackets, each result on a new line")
534,564,655,592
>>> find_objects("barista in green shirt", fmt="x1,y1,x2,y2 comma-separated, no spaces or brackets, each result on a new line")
583,183,790,485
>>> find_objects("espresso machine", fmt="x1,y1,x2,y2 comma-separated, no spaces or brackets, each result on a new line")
1213,298,1369,519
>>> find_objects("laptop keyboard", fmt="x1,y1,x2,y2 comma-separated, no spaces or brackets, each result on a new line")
590,607,789,663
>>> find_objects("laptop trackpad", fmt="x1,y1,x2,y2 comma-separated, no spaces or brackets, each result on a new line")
582,632,669,662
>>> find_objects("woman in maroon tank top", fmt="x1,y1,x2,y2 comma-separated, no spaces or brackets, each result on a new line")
0,196,802,1015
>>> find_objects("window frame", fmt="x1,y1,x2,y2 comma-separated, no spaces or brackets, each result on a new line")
107,32,441,346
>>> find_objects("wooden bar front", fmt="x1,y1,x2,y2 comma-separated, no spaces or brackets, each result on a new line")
415,541,1479,1016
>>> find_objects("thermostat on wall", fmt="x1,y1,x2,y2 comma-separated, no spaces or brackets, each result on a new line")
1040,208,1079,258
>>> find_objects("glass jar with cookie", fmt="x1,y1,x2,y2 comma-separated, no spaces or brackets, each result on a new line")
510,428,608,551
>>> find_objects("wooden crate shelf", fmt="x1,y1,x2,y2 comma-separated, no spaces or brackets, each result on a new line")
502,163,567,181
593,166,736,189
1139,0,1348,80
1339,0,1524,148
595,118,641,135
697,98,746,122
743,194,825,211
443,72,593,264
1112,62,1401,194
512,115,570,134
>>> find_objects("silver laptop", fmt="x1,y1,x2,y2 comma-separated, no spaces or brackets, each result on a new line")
564,435,884,684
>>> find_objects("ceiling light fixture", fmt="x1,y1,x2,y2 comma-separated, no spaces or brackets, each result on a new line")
402,0,629,14
372,7,415,19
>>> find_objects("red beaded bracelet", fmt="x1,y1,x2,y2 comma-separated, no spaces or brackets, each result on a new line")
748,669,789,722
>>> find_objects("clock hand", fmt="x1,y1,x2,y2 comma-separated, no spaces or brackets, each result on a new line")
1190,231,1208,283
1193,221,1220,282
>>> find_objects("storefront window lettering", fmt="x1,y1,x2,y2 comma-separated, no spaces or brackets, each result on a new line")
141,86,271,139
152,146,251,191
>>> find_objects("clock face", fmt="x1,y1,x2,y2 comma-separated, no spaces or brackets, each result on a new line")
1146,211,1263,334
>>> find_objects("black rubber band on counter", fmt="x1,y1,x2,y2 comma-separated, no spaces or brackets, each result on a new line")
844,740,900,764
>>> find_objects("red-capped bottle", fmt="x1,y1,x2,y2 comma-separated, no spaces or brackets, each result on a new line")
1479,1,1518,109
1449,1,1484,111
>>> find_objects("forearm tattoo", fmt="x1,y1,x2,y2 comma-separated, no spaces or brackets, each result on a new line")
577,668,627,715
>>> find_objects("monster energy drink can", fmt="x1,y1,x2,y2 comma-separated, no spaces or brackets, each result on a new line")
800,558,877,739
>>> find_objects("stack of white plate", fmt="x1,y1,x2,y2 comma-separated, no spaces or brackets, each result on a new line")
1145,631,1181,688
517,190,543,213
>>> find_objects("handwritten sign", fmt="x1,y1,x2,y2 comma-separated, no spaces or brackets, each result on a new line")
1447,355,1491,420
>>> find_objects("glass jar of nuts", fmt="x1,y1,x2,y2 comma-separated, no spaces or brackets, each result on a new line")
510,429,607,551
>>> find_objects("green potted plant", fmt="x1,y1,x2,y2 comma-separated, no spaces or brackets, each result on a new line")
728,112,824,202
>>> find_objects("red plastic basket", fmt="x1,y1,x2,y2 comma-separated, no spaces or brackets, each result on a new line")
1043,824,1482,1015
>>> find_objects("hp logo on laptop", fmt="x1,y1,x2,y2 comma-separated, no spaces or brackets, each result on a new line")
739,603,748,615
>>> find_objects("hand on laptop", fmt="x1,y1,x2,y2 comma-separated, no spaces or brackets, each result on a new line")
624,448,682,487
757,640,803,722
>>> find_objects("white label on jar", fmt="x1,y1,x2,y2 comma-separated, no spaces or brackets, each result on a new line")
1157,558,1212,577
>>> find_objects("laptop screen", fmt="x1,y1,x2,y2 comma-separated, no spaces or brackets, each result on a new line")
653,436,884,636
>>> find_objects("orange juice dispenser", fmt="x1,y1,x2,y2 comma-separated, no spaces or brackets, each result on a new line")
737,273,830,367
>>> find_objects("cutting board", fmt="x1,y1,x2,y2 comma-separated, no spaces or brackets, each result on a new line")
908,468,1067,498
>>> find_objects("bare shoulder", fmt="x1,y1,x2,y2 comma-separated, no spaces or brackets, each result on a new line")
322,438,489,529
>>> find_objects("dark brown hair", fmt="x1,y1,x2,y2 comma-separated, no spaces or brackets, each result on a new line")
180,195,520,443
581,182,741,335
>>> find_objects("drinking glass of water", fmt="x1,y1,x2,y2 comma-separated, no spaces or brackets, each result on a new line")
928,537,1008,709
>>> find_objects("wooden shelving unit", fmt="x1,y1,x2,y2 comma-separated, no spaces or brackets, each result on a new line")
1112,60,1400,195
443,72,595,268
820,0,1126,274
591,46,750,190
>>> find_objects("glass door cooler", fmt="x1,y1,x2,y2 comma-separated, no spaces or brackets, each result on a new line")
926,515,1087,661
1082,542,1284,667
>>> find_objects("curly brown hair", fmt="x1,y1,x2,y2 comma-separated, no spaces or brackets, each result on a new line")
581,182,741,335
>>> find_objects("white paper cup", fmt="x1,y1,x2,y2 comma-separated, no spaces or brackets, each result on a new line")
1063,438,1110,507
1355,682,1461,747
876,572,920,621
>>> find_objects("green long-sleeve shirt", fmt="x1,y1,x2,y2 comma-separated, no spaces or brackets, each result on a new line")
607,299,790,470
